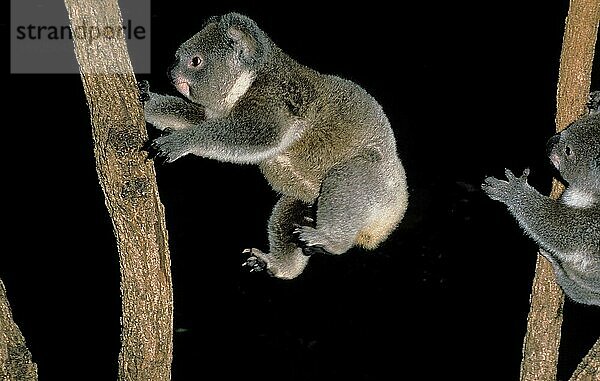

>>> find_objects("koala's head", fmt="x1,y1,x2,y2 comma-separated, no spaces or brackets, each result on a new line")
170,13,270,117
547,113,600,191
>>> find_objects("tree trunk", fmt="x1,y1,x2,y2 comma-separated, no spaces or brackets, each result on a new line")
520,1,599,380
0,279,38,381
63,1,174,380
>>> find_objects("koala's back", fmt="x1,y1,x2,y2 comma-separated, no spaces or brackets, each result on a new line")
259,62,403,203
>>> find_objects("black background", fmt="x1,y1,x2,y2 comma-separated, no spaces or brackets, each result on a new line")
3,1,600,380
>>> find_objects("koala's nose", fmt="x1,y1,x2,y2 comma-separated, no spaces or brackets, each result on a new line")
167,61,178,82
546,134,560,156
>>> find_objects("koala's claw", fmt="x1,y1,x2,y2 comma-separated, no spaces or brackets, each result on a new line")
300,245,329,257
142,130,191,163
141,139,166,163
138,80,150,103
293,226,331,256
587,91,600,113
242,249,268,273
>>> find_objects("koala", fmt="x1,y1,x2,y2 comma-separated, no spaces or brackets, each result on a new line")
482,92,600,306
140,13,408,280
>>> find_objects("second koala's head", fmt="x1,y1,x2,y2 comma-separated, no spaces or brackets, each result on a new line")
546,113,600,191
170,13,271,116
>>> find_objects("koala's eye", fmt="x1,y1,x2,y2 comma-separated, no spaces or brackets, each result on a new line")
565,145,572,156
189,55,203,68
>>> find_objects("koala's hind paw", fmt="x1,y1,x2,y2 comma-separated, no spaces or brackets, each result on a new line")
242,248,269,273
138,80,150,103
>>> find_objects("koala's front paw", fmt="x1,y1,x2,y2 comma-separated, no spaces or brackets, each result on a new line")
482,168,530,203
138,80,151,103
587,91,600,114
143,130,192,163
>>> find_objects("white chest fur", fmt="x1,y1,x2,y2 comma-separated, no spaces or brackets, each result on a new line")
562,187,597,208
224,71,255,111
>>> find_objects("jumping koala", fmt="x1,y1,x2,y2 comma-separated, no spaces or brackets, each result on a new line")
140,13,408,279
482,92,600,306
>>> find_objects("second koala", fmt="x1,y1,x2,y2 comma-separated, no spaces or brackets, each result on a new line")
142,13,408,279
482,93,600,306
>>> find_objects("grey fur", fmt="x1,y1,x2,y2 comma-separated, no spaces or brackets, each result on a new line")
482,92,600,305
142,13,408,279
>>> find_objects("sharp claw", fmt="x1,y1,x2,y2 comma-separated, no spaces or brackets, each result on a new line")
140,139,153,153
138,80,149,92
137,80,150,103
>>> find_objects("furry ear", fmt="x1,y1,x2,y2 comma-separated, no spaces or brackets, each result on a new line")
220,13,270,68
227,26,259,63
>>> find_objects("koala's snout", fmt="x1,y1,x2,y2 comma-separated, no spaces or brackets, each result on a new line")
167,60,191,98
167,58,180,81
546,134,561,169
546,134,560,153
171,74,190,98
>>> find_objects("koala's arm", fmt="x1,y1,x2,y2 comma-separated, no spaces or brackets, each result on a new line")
144,93,206,131
482,169,599,257
142,89,206,131
146,96,303,164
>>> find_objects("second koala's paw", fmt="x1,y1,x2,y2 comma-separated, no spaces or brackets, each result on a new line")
143,130,191,163
482,168,530,203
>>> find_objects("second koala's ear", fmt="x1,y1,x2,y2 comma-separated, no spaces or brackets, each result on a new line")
221,13,270,69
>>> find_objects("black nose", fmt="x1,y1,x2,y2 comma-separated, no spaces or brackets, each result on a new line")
546,134,560,156
167,55,180,83
167,63,177,82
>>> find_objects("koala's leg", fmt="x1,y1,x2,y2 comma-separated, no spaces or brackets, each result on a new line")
540,250,600,305
296,153,403,255
243,196,313,280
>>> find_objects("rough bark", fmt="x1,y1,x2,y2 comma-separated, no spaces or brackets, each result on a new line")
519,1,599,380
0,279,38,381
569,338,600,381
64,1,173,380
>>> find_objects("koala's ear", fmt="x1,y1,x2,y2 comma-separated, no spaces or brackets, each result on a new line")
221,13,270,68
227,26,259,63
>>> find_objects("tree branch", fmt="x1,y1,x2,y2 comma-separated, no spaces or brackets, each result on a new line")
519,1,599,380
569,338,600,381
63,1,173,380
0,279,38,381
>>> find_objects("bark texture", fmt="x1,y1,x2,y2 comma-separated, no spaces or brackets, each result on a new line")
0,279,38,381
64,1,174,380
569,338,600,381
